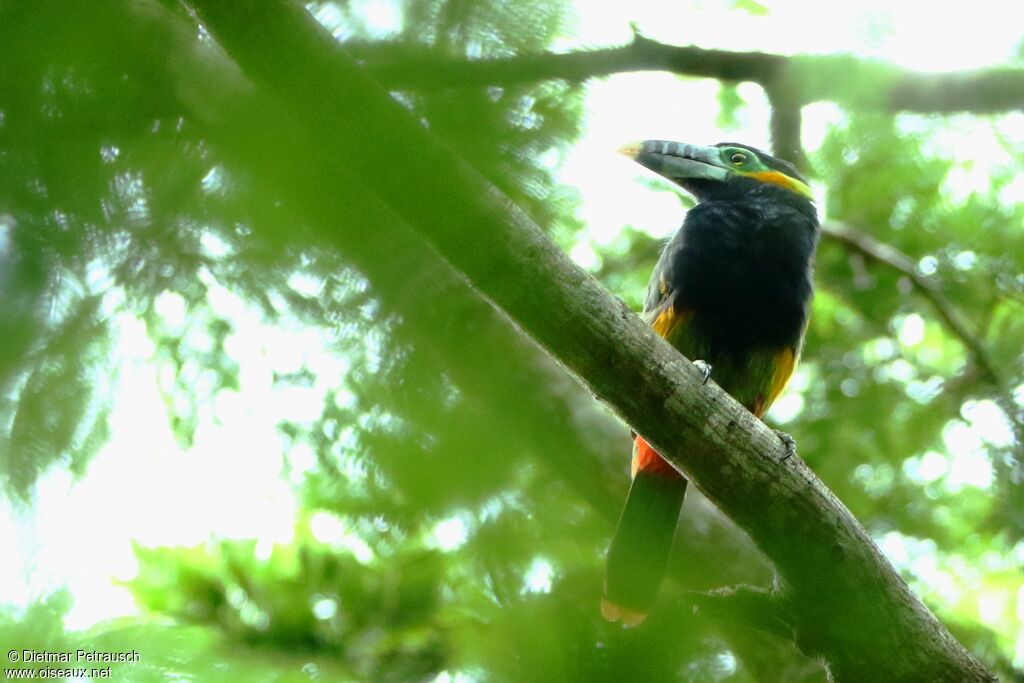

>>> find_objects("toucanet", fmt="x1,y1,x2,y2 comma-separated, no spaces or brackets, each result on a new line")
602,141,819,626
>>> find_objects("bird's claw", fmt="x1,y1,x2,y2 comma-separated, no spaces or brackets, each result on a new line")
692,360,712,385
775,429,797,462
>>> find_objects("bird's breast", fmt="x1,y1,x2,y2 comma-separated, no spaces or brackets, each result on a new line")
671,237,811,355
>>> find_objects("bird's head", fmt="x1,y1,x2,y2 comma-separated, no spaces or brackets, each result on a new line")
619,140,813,204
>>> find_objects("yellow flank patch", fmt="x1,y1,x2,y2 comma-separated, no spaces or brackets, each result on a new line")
745,170,813,199
757,347,798,417
651,307,675,338
651,306,692,340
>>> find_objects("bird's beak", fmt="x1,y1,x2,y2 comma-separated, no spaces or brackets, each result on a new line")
616,142,644,159
618,141,728,183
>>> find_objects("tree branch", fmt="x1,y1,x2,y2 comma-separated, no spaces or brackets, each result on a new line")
765,81,806,168
822,223,999,385
821,222,1024,457
356,34,782,88
184,2,996,679
354,34,1024,114
125,0,629,522
686,585,793,641
125,5,791,672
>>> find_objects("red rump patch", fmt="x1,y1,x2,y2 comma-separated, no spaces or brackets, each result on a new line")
634,437,683,478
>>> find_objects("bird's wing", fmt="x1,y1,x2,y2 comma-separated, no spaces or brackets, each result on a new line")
643,239,693,342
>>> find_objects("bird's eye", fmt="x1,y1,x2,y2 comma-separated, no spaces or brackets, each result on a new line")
730,152,748,165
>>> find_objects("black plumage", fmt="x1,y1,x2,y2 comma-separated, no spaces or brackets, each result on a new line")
649,153,818,357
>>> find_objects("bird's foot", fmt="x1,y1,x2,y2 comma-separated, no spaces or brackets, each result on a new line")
775,429,797,462
692,359,713,385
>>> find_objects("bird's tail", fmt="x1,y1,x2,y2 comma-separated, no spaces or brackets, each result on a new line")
601,436,687,627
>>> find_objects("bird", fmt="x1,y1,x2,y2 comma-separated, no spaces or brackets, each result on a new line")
601,140,819,626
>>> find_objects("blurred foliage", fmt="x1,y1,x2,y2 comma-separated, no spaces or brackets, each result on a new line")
130,528,448,681
0,591,363,681
0,0,1021,682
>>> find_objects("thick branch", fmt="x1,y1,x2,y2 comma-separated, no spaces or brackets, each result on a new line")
355,35,1024,113
185,2,995,680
